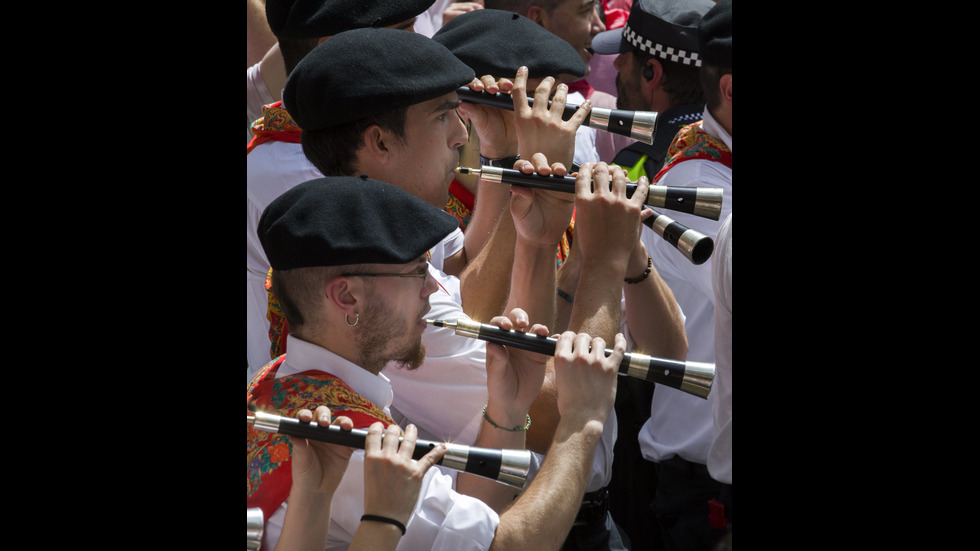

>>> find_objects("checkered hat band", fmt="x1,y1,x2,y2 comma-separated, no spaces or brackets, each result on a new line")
623,24,701,67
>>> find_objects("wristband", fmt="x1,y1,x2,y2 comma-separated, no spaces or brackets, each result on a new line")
625,256,652,284
361,514,406,536
482,404,531,432
480,154,520,168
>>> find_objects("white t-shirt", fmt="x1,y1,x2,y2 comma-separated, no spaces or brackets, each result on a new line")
708,214,732,484
635,108,732,466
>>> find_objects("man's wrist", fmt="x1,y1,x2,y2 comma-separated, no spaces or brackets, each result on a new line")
484,401,530,431
480,154,520,168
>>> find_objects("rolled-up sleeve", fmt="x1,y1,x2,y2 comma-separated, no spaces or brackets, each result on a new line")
323,451,499,551
402,467,499,551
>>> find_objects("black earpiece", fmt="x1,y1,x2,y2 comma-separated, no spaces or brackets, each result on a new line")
643,64,654,81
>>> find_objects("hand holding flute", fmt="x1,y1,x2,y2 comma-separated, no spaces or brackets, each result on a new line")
457,67,591,170
262,406,447,551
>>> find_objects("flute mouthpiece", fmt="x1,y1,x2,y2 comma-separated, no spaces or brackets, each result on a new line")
455,166,478,175
423,318,446,327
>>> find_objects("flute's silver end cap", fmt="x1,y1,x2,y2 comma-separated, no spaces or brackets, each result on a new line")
679,361,715,399
678,231,714,265
630,112,658,145
247,508,264,550
497,449,532,489
693,188,724,221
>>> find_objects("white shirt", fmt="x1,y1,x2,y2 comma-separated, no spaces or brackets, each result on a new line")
262,335,500,551
708,214,732,484
246,63,276,145
246,140,324,383
569,91,600,169
413,0,454,37
636,108,732,465
385,264,488,446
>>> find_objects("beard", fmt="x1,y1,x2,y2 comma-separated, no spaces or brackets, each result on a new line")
355,299,427,372
387,343,427,371
615,73,644,112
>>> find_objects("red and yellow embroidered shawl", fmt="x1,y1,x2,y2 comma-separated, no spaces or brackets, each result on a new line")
246,357,394,521
652,121,732,183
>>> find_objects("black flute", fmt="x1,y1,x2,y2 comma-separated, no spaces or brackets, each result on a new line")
248,411,531,489
457,165,716,265
425,319,714,399
456,165,722,221
456,86,658,145
643,208,715,265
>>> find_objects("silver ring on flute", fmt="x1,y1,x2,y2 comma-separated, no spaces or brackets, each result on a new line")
361,514,406,535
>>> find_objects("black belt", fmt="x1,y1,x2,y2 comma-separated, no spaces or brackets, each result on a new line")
659,455,711,478
574,486,609,526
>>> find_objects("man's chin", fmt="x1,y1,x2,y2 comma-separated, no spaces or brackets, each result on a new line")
389,344,427,371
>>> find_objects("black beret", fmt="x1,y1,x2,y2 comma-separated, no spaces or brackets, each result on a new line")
432,9,587,80
265,0,434,39
592,0,715,67
258,176,460,270
283,27,476,130
698,0,731,69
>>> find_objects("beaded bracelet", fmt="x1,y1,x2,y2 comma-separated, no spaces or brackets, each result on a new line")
361,514,407,535
482,405,531,432
556,288,574,303
624,256,653,284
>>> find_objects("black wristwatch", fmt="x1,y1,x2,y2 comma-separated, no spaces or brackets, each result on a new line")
480,154,520,168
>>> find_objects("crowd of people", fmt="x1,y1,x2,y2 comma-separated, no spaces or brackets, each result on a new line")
246,1,731,550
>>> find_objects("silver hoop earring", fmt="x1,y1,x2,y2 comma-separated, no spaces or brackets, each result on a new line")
345,312,359,327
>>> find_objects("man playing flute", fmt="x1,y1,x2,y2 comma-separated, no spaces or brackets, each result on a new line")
247,175,628,550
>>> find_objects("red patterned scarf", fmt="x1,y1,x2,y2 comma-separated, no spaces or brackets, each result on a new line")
246,357,394,520
445,180,475,231
247,101,303,154
652,121,732,183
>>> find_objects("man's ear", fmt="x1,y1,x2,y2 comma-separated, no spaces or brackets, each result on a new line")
720,73,732,107
325,275,360,318
643,58,664,88
362,124,391,161
526,5,547,26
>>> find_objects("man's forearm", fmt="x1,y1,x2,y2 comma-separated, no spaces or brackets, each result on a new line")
623,244,688,360
457,212,516,322
489,418,604,551
503,236,559,329
274,491,333,551
568,260,628,343
455,400,528,512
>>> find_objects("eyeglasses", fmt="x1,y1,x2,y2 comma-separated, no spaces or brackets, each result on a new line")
341,266,429,280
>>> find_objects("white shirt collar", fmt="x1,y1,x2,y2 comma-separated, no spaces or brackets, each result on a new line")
701,107,732,153
276,334,394,412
